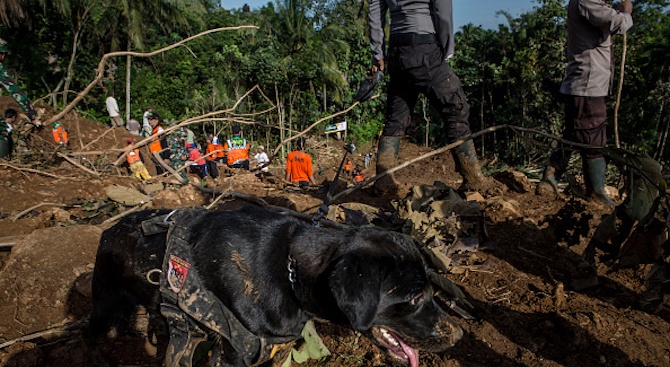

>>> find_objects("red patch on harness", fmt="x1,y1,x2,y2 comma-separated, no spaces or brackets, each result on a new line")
167,254,190,293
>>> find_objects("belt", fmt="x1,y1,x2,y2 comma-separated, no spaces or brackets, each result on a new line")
389,33,436,46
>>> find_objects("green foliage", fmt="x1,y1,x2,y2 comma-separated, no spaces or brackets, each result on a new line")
2,0,670,163
281,320,331,366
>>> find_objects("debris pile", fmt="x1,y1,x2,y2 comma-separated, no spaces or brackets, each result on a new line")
393,181,490,274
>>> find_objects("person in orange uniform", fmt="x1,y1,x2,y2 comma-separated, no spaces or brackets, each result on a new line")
224,125,250,169
52,121,69,147
285,137,317,189
147,112,169,175
204,136,220,179
352,166,364,183
124,137,151,181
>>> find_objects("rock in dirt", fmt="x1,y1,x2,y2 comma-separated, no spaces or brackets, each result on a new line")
151,185,207,208
0,225,102,340
142,182,165,196
485,197,522,219
37,208,72,225
493,170,533,193
105,185,151,206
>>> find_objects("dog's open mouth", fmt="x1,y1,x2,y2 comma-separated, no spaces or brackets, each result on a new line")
371,326,419,367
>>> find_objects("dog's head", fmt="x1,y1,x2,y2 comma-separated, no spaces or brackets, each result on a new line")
328,229,463,367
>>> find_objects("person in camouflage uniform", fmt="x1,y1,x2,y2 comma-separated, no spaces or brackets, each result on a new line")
0,39,38,123
167,125,188,180
0,116,10,159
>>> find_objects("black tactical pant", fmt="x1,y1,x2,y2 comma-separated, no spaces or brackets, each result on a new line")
383,41,471,143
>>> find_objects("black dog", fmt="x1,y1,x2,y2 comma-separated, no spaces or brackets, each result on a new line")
89,206,463,366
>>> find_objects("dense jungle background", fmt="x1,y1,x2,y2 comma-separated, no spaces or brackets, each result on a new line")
1,1,670,367
0,0,668,161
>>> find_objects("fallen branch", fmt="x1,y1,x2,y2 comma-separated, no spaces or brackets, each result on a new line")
613,33,627,149
68,150,122,156
0,163,80,180
0,319,87,350
81,126,117,151
205,186,235,210
47,26,259,125
270,94,380,158
101,201,153,225
152,152,189,184
56,152,100,176
13,203,73,221
329,124,648,203
330,130,487,203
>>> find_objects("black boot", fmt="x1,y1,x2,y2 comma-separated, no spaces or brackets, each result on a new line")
373,136,401,195
536,150,570,197
583,157,616,207
453,139,493,193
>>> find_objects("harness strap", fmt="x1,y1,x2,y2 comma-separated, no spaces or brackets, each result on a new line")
161,303,208,367
158,207,294,367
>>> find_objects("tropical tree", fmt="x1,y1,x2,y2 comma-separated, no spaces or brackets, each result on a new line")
96,0,204,121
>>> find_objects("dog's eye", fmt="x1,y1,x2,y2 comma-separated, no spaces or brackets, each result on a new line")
409,293,424,306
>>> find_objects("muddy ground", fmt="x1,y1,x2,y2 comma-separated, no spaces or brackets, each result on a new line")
0,97,668,367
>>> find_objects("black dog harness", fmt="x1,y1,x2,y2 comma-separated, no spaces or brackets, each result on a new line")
142,207,294,367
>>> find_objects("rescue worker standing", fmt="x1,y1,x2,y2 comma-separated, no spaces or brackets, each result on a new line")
0,111,11,159
286,137,317,188
367,0,491,195
124,137,152,181
167,125,189,179
205,136,220,179
537,0,633,207
224,125,250,170
147,112,169,175
1,109,17,158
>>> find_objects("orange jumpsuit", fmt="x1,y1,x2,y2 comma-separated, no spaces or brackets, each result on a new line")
52,122,68,145
286,150,313,183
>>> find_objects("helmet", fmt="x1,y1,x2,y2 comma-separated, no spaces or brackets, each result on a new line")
126,137,134,144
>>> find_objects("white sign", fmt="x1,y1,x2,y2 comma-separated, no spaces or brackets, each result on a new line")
325,121,347,134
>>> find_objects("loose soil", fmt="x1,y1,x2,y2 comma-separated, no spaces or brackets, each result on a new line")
0,97,668,367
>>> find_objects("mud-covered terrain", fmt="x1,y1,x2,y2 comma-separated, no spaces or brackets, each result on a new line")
0,97,668,367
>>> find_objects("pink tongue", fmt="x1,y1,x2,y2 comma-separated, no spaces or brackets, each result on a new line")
398,338,419,367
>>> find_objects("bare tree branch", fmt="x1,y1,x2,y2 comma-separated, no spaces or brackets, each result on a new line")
46,26,259,125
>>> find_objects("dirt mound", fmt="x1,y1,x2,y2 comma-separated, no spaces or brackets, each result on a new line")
0,225,101,341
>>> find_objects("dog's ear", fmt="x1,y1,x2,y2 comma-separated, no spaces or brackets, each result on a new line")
328,253,381,331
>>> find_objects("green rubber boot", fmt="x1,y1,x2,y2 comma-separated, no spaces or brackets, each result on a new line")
373,136,401,195
453,139,493,193
583,157,616,207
